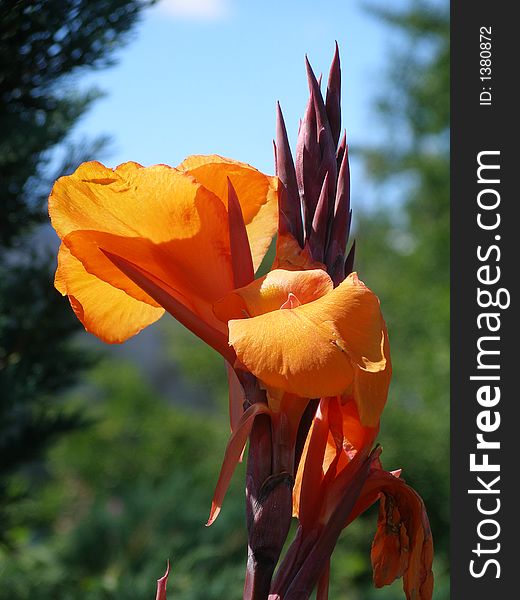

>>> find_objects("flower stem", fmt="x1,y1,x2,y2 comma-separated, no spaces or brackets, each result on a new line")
241,377,294,599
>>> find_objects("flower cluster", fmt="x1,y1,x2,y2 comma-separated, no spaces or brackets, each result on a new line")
49,47,433,600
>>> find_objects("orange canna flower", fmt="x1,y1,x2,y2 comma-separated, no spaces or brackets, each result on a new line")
214,268,391,427
48,44,432,600
206,268,391,526
48,155,278,355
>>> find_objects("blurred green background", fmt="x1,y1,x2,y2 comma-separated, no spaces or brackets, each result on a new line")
0,1,448,598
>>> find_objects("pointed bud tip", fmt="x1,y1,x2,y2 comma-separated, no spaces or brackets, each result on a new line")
305,54,318,84
333,40,340,61
206,504,220,527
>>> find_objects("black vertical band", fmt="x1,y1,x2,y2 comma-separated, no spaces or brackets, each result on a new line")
451,2,515,597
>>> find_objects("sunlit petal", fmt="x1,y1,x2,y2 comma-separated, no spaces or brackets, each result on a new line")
179,155,278,271
55,244,164,343
228,273,388,420
50,160,235,336
214,268,333,323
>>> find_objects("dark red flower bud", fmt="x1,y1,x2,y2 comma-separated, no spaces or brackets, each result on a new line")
276,103,304,247
325,42,342,148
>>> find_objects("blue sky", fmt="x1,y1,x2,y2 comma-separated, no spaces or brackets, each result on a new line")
71,0,405,195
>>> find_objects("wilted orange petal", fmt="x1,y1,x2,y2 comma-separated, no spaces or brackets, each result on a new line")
55,244,164,343
214,268,333,323
372,495,409,587
50,161,234,335
228,273,388,414
179,155,278,271
348,466,434,600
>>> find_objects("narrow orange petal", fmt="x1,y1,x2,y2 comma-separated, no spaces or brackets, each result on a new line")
207,403,272,526
297,401,330,529
179,155,278,271
327,396,379,475
55,244,164,343
293,396,379,522
228,273,388,408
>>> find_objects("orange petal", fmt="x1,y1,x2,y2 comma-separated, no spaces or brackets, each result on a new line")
228,273,388,417
274,232,326,271
346,466,434,600
55,244,164,343
50,161,234,335
50,161,211,242
101,249,233,360
370,478,434,600
372,495,409,586
353,324,392,426
293,396,379,521
214,268,333,323
207,403,272,526
327,396,379,475
179,155,278,271
295,400,331,528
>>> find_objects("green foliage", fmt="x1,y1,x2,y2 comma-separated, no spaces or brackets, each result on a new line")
0,0,150,544
0,257,94,466
164,320,230,412
0,362,247,600
332,0,450,596
0,0,150,242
